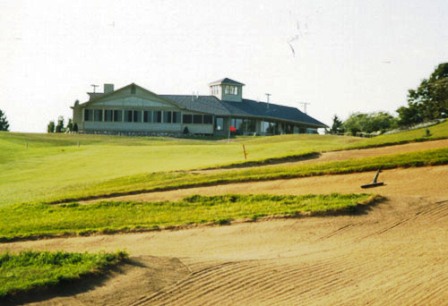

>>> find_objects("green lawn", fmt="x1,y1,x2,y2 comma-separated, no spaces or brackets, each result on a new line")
0,194,374,241
0,120,447,206
35,146,448,204
0,251,127,298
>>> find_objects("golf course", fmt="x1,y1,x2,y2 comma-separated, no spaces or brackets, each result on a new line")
1,121,447,305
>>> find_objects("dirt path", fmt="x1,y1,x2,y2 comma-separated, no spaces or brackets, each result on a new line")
2,139,448,305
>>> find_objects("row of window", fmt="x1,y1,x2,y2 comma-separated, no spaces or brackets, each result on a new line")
84,109,213,125
224,85,238,95
210,85,239,96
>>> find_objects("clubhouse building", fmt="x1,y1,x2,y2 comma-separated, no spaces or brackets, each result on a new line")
72,78,327,136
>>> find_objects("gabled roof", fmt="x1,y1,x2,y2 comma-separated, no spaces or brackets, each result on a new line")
77,83,180,108
209,78,245,86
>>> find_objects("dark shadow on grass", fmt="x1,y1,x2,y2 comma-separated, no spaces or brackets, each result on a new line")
310,195,386,217
0,261,129,306
201,152,321,170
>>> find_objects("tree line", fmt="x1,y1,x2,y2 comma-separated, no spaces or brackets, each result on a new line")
47,116,78,133
330,62,447,136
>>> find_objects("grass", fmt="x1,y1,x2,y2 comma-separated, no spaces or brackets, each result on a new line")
37,146,448,204
346,120,448,149
0,120,447,206
0,194,374,241
0,251,128,298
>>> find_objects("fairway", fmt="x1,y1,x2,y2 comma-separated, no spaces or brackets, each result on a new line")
0,132,358,206
1,121,448,206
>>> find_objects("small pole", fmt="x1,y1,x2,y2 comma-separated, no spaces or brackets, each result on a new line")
228,117,232,142
242,144,248,160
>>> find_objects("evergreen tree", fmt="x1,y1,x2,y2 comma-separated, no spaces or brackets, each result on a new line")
66,118,73,132
55,116,64,133
47,121,55,133
0,109,10,131
330,115,344,134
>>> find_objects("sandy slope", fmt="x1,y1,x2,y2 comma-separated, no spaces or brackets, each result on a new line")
2,140,448,305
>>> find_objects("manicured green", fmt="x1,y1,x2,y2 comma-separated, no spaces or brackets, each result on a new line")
0,251,128,298
0,194,373,241
0,120,447,206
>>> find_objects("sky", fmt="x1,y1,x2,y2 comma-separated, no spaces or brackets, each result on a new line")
1,0,447,133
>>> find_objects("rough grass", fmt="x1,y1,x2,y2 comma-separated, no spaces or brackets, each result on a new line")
0,194,375,241
0,251,128,298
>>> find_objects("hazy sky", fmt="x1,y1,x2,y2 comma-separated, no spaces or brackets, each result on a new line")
1,0,447,132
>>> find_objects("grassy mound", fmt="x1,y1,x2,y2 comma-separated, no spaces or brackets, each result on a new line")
0,194,376,241
0,251,128,298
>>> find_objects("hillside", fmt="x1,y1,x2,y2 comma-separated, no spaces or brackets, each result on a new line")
1,120,447,206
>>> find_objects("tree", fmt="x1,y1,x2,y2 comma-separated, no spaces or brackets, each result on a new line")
329,115,344,134
343,113,368,136
0,109,9,131
343,112,396,136
397,62,448,126
55,116,64,133
47,121,55,133
66,118,73,132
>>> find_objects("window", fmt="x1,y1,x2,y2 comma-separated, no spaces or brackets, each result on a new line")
183,114,192,124
193,114,203,124
105,110,113,122
215,117,224,130
172,112,181,123
94,109,103,122
211,85,219,95
124,110,133,122
84,109,93,121
154,111,162,123
163,111,172,123
133,110,142,123
143,111,152,123
224,85,238,95
240,119,256,134
113,110,122,122
203,115,213,124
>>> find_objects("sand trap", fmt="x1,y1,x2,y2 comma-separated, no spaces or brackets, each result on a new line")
2,140,448,305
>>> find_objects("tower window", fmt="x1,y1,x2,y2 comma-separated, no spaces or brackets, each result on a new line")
224,85,238,95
